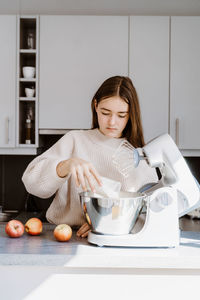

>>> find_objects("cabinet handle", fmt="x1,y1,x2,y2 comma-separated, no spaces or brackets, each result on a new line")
5,117,10,144
175,118,179,146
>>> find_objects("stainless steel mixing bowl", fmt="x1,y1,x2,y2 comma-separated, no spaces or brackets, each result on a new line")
79,191,146,235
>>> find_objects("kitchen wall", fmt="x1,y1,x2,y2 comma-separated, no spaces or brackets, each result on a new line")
1,134,200,215
1,0,200,16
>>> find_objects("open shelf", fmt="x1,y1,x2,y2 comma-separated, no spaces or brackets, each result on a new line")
19,81,36,98
17,16,39,148
20,52,36,65
20,18,36,50
19,101,35,145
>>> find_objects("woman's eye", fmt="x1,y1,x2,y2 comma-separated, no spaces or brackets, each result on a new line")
102,112,110,116
118,115,127,118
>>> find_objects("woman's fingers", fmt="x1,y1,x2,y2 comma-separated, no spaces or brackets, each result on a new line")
69,158,102,192
76,164,99,192
83,164,102,192
76,165,87,191
72,167,80,187
89,165,102,187
84,169,96,192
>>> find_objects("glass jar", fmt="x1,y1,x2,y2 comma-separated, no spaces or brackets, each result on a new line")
25,106,34,144
25,116,32,144
27,32,35,49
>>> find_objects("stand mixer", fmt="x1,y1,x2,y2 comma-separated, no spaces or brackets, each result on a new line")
82,134,200,248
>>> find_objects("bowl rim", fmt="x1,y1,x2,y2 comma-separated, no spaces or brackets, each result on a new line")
23,66,35,69
79,190,146,200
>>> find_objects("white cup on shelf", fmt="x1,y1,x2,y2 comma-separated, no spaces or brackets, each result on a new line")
22,66,35,79
25,87,35,98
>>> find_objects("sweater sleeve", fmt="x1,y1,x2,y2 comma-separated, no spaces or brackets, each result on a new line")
22,131,74,198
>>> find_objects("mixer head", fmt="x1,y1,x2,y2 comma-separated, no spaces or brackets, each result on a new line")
112,140,147,177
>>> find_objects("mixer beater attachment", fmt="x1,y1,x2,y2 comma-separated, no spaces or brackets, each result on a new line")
112,140,148,178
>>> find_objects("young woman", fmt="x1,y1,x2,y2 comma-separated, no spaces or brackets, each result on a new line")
22,76,157,237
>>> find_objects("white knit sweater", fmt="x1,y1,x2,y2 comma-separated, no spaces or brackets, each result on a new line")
22,129,158,226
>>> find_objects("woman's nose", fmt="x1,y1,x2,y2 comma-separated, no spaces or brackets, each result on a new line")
108,115,116,125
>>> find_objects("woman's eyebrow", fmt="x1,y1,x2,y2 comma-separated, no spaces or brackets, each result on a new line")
100,107,128,113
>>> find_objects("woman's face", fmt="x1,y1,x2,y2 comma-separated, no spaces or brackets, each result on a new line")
95,96,129,138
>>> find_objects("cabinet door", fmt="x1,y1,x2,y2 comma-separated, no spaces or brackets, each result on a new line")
170,17,200,150
39,16,128,129
129,16,169,143
0,16,16,147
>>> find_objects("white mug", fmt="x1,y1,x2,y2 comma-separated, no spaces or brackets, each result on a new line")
25,88,35,97
22,66,35,79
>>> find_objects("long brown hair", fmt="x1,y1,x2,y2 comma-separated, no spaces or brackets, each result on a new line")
91,76,145,147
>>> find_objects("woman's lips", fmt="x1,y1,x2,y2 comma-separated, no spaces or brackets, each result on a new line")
107,128,116,131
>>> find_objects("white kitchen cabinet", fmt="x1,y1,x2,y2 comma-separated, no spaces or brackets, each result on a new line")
39,15,128,129
129,16,169,143
0,16,16,148
170,17,200,152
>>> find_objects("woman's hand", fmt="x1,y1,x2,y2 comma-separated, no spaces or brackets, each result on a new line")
76,222,91,238
56,157,102,192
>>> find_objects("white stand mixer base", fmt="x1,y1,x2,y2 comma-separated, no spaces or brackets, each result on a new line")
88,187,180,248
88,231,179,248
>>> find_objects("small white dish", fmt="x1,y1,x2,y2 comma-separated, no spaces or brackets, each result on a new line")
25,88,35,98
22,66,35,79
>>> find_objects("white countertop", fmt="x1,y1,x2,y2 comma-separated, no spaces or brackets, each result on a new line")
0,222,200,269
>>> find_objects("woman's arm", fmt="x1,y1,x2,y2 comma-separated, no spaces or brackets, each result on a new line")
22,131,102,198
22,131,74,198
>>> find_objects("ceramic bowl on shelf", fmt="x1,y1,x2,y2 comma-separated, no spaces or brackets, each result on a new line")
22,66,35,79
25,87,35,98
